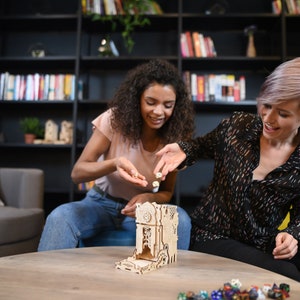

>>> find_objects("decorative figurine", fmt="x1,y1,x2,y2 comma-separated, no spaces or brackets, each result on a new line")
28,43,46,57
244,25,257,57
44,119,58,143
59,120,73,144
115,202,178,274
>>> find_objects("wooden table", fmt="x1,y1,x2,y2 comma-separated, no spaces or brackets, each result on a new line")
0,247,299,299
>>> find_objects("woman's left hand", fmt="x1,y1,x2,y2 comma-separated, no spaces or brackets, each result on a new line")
121,194,151,218
273,232,298,260
116,156,148,187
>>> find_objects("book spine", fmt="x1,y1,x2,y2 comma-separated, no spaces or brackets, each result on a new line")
239,76,246,101
198,33,207,57
191,73,197,101
226,74,235,102
185,31,194,57
196,75,205,102
192,32,201,57
180,33,189,58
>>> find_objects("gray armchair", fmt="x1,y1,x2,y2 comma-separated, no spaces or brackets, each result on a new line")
0,168,45,257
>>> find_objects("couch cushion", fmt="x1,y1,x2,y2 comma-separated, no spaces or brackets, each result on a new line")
0,207,44,244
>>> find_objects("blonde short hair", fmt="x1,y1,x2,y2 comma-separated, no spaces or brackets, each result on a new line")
257,58,300,110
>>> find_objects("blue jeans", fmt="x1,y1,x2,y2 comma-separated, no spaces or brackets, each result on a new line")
38,188,191,251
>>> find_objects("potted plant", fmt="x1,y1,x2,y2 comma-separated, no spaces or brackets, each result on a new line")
20,117,44,144
90,0,158,53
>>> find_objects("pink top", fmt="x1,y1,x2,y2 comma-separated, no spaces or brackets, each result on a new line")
92,109,164,201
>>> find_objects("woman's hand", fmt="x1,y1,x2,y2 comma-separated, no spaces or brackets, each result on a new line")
154,143,186,181
121,194,152,218
116,157,148,187
273,232,298,260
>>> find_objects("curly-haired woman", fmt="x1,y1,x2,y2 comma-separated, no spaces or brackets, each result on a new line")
38,59,195,251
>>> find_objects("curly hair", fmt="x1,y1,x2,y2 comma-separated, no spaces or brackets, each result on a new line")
108,59,195,144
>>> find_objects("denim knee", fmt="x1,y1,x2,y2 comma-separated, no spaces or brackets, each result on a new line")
177,206,191,250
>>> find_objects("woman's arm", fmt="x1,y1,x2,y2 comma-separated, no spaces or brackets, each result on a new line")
71,129,147,186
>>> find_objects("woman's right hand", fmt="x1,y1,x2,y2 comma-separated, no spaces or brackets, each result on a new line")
116,157,148,187
154,143,186,181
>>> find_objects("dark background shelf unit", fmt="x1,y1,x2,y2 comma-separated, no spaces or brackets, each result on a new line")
0,0,299,216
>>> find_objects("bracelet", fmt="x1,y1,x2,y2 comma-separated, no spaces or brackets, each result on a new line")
177,141,195,169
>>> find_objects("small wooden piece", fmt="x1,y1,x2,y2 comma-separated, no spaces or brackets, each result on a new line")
115,202,178,274
59,120,73,144
44,119,58,142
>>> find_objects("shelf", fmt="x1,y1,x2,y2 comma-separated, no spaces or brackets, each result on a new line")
0,15,78,30
193,100,257,113
81,14,179,33
0,57,76,70
80,56,178,69
0,143,72,149
0,99,74,104
181,13,281,31
181,56,282,71
0,0,296,206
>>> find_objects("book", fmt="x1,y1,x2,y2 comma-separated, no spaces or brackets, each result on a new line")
208,74,216,102
25,74,34,101
197,75,205,102
239,76,246,100
6,74,15,100
192,32,201,57
64,74,73,100
226,74,235,102
48,74,56,100
180,33,189,57
185,31,194,57
33,73,40,101
13,74,20,100
19,75,26,100
295,0,300,13
285,0,296,13
0,72,9,100
272,0,282,14
233,81,240,102
182,71,191,97
191,73,197,101
198,33,207,57
103,0,117,15
38,75,45,100
206,36,217,57
114,0,124,14
43,74,50,100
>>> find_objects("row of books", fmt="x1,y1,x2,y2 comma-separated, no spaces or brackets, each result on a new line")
82,0,163,15
183,71,246,102
0,73,78,101
181,31,217,58
284,0,300,14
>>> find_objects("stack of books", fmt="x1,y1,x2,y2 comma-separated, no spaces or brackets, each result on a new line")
180,31,217,58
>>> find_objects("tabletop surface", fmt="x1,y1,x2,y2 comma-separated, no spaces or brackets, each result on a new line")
0,246,299,299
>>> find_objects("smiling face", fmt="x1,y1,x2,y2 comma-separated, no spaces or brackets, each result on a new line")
260,99,300,144
140,83,176,131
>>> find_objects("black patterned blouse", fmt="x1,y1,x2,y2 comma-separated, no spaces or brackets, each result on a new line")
184,111,300,252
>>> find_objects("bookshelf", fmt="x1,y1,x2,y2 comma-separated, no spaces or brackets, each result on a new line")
0,0,299,214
